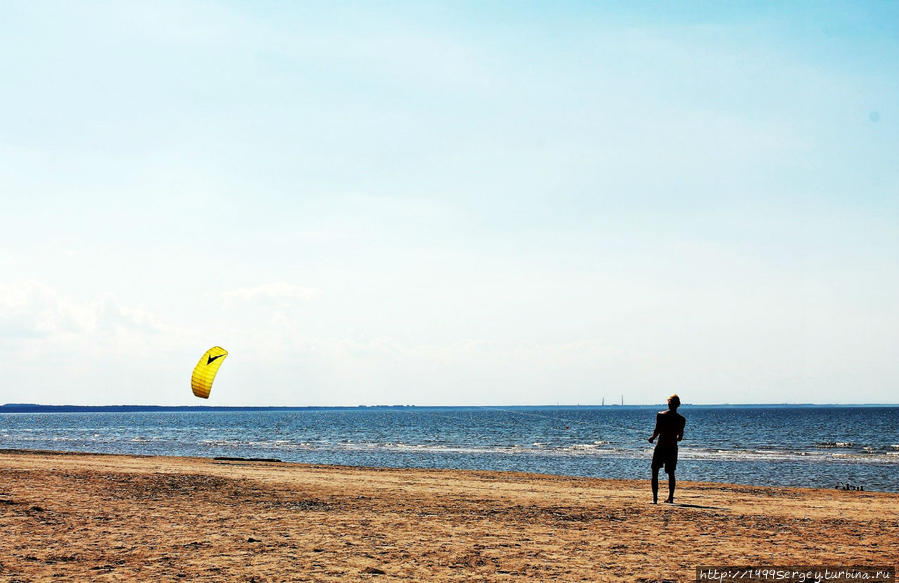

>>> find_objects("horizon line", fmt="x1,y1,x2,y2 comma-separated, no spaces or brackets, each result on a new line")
2,402,897,410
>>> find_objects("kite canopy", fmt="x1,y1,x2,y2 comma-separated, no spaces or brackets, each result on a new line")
191,346,228,399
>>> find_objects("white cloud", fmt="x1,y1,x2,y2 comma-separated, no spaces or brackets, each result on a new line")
222,283,321,308
0,281,194,404
0,281,82,339
0,281,171,341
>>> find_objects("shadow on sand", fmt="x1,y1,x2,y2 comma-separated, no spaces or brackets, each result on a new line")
665,502,725,510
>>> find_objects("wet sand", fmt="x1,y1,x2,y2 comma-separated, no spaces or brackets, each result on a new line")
0,450,895,581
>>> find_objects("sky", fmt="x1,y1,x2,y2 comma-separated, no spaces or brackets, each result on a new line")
1,1,897,406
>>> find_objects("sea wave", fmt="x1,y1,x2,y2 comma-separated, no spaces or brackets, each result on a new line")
680,447,898,465
186,438,899,465
816,441,854,448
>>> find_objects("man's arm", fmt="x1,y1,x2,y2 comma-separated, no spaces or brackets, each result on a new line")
676,417,685,442
648,414,661,443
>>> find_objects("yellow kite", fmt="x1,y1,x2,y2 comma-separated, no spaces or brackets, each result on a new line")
191,346,228,399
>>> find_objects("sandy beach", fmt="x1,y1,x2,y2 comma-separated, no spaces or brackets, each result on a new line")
0,450,895,582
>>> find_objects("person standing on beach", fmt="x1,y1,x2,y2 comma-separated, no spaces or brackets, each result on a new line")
648,394,686,504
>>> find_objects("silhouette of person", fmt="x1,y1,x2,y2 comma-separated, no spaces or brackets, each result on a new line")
648,394,686,504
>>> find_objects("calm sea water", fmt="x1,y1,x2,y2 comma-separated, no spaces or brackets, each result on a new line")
1,406,896,492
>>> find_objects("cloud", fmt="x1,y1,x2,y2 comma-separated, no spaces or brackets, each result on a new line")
221,283,321,308
0,281,78,339
0,281,169,347
94,297,165,335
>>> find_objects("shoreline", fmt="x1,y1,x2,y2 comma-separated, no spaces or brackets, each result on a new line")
2,446,896,494
1,450,896,581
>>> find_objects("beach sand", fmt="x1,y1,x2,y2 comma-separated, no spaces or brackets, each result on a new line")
0,450,895,582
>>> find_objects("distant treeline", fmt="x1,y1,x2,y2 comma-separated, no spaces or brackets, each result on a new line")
0,404,418,413
0,403,888,413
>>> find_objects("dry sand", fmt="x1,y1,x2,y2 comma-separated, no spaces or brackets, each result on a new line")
0,450,895,582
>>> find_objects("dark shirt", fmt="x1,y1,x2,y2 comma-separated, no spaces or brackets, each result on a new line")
653,410,686,448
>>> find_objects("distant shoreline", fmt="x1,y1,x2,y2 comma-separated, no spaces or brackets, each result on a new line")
2,403,896,413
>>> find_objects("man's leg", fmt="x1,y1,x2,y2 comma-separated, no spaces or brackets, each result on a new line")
651,467,659,504
665,471,675,503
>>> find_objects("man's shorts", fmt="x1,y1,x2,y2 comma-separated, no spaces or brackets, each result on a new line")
651,445,678,474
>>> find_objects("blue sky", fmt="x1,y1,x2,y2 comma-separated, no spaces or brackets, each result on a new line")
1,1,897,405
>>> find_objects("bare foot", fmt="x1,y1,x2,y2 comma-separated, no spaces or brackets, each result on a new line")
664,498,673,503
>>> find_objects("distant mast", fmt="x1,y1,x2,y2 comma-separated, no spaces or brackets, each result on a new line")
621,394,624,406
602,396,605,406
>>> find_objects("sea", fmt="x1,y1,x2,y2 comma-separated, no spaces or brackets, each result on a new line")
1,405,896,492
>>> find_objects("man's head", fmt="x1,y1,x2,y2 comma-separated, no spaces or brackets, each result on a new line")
667,394,681,410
